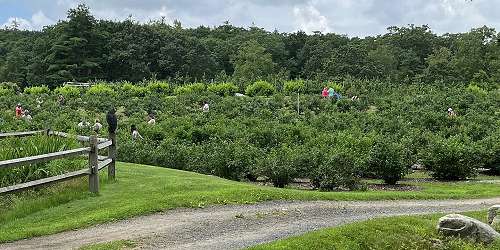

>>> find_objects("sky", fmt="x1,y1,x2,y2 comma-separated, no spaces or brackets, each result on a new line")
1,0,499,37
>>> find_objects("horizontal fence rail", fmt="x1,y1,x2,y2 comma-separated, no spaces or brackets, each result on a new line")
97,155,108,161
98,158,113,171
97,140,113,150
0,148,90,170
0,130,117,194
49,131,108,143
0,169,90,194
0,130,45,138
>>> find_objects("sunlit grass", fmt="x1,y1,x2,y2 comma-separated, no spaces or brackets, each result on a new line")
250,211,500,250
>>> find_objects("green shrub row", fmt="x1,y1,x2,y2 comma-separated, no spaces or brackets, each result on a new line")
1,79,498,189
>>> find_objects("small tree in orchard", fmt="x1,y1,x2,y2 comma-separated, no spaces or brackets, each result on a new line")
231,40,276,90
256,145,298,188
369,139,409,185
423,135,479,181
245,80,276,97
283,80,305,94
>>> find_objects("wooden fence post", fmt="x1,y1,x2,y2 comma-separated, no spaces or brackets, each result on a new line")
88,136,99,193
108,132,116,181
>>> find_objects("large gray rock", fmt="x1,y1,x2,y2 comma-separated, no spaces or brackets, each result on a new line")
488,205,500,225
437,214,500,244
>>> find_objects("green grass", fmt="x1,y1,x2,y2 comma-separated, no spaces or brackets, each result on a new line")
79,240,136,250
2,162,500,243
249,211,500,250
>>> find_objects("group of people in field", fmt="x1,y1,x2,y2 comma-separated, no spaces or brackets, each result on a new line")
321,86,342,100
14,94,67,123
77,118,102,133
77,113,143,140
14,103,32,122
321,87,360,101
76,101,208,141
14,89,455,143
131,102,209,140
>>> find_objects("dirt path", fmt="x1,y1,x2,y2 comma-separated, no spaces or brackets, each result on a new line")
2,198,500,250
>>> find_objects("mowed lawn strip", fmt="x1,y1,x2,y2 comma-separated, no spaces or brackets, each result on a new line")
1,162,500,242
249,211,500,250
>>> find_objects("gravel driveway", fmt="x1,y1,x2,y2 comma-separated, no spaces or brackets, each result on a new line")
2,197,500,250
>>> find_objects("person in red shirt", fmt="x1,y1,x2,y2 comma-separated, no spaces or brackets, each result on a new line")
321,87,329,98
15,104,23,118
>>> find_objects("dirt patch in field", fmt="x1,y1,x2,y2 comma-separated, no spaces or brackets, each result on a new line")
367,183,422,192
251,179,422,192
402,178,437,183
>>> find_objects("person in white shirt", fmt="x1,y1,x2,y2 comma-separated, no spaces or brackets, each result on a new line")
202,102,209,113
147,114,156,125
131,125,143,140
93,119,103,133
78,120,90,129
447,107,456,117
22,110,32,122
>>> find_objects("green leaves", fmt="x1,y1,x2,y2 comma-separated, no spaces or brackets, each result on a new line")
245,80,276,97
207,82,238,96
173,83,206,95
283,80,305,94
0,135,83,187
232,40,276,88
86,84,115,96
256,145,298,188
422,135,479,181
369,140,409,185
23,86,50,95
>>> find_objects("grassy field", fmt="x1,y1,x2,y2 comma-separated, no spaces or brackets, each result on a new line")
250,211,500,250
2,162,500,243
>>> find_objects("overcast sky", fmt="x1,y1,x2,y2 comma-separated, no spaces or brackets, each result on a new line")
1,0,499,37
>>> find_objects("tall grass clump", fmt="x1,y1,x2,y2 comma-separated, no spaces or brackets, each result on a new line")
0,135,84,187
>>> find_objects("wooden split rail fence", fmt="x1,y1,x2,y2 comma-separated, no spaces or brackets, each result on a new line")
0,130,116,194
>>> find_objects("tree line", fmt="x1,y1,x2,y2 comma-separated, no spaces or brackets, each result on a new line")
1,4,499,89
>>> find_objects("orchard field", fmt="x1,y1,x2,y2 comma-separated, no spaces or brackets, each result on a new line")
1,78,498,190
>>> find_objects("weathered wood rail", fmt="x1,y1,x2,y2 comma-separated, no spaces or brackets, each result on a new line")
0,130,116,194
0,130,46,138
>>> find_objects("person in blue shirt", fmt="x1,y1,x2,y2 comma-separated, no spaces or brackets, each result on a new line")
328,87,336,98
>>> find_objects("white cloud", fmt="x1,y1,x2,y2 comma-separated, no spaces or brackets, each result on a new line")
293,1,331,34
2,10,54,30
2,0,500,36
56,0,79,8
92,5,174,23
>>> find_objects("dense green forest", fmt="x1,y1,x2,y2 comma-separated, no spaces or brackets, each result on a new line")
1,4,500,88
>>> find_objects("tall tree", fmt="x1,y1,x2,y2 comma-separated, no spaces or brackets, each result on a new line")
232,40,276,88
44,4,100,85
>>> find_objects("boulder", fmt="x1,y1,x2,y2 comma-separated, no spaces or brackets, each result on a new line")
488,205,500,225
437,214,500,244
